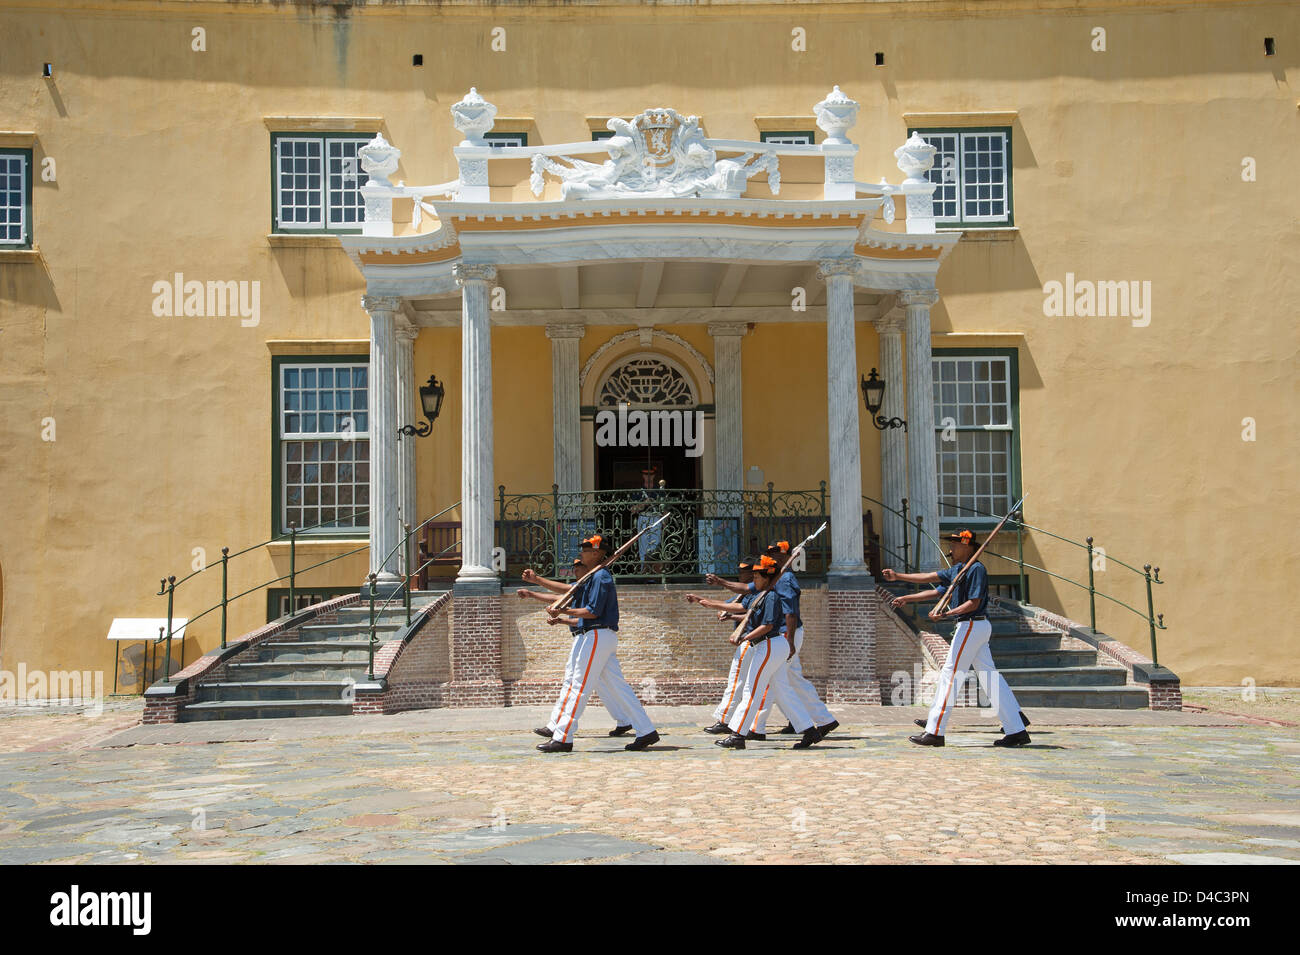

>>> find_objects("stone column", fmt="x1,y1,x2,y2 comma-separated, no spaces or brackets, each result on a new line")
708,323,747,495
545,324,585,496
875,309,908,568
453,264,499,587
817,259,870,587
395,322,419,544
362,295,402,586
901,289,941,569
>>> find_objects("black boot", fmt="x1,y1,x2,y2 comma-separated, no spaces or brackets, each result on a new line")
703,721,730,734
624,730,660,751
909,732,944,747
715,733,746,749
792,727,822,749
994,730,1031,747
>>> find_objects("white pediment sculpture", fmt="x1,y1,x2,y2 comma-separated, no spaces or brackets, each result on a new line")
530,108,781,200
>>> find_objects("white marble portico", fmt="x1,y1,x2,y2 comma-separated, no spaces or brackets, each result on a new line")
343,87,960,590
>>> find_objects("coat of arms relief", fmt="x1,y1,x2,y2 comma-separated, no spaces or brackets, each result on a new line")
530,108,781,200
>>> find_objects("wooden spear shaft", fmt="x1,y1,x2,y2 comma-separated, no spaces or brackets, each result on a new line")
930,496,1025,616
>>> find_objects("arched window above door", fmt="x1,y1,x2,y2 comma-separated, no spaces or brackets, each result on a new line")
596,354,697,408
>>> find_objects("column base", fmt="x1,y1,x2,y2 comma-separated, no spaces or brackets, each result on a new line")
827,567,876,591
824,588,883,706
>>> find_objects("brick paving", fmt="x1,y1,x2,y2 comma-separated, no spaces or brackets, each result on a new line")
0,700,1297,865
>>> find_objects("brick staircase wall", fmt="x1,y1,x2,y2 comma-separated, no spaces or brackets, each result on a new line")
141,594,359,724
353,592,452,715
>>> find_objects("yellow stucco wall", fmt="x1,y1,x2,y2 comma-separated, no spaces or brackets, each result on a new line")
0,0,1296,689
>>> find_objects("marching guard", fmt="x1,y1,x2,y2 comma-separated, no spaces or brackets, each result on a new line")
883,529,1031,747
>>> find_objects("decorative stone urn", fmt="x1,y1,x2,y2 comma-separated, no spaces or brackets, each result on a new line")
814,86,860,144
894,132,938,184
452,87,497,146
358,133,401,187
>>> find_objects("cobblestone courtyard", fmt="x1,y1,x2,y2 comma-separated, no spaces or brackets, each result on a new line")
2,701,1298,865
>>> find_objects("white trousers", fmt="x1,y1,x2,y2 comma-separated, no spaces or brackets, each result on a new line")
727,634,813,737
752,627,835,732
925,619,1026,737
712,641,751,723
548,630,635,731
551,628,655,743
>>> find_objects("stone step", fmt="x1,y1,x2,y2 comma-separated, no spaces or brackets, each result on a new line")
194,680,355,702
180,699,355,722
920,618,1032,636
990,648,1097,668
1002,685,1150,708
225,661,372,681
293,622,401,642
254,641,374,663
998,665,1128,687
982,634,1063,653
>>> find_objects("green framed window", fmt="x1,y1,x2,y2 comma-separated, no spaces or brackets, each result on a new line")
591,129,615,141
0,148,33,249
271,355,370,537
907,127,1013,227
271,132,373,233
759,131,815,145
484,131,527,148
932,348,1022,526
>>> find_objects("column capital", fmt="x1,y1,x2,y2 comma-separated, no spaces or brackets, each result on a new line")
394,322,419,345
874,309,906,335
545,323,586,341
707,322,750,339
453,263,498,286
898,289,940,308
361,294,402,314
816,258,859,281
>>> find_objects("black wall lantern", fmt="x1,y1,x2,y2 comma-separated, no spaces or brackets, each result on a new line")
861,368,907,432
399,374,445,437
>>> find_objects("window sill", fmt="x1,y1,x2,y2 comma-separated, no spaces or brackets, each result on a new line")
0,247,40,262
267,234,346,248
948,227,1019,243
266,537,369,551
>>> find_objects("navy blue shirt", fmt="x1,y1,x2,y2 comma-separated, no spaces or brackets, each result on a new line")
744,587,786,641
774,570,802,630
580,567,619,631
936,560,989,619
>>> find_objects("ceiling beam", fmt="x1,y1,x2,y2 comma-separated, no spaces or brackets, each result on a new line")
636,261,665,308
712,264,749,307
557,266,580,309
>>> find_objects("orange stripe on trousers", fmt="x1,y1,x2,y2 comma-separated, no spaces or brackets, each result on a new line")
721,642,749,717
934,622,971,734
559,629,599,743
734,640,771,733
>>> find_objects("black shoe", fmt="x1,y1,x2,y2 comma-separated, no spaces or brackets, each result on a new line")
537,740,572,753
703,721,730,735
909,732,944,747
792,727,822,749
914,719,927,729
625,730,660,751
608,724,633,737
715,734,746,749
777,723,797,735
993,730,1031,747
816,719,840,739
533,726,554,738
1000,712,1033,734
745,732,766,741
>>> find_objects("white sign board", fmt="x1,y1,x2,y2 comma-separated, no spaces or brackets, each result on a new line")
107,618,188,643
